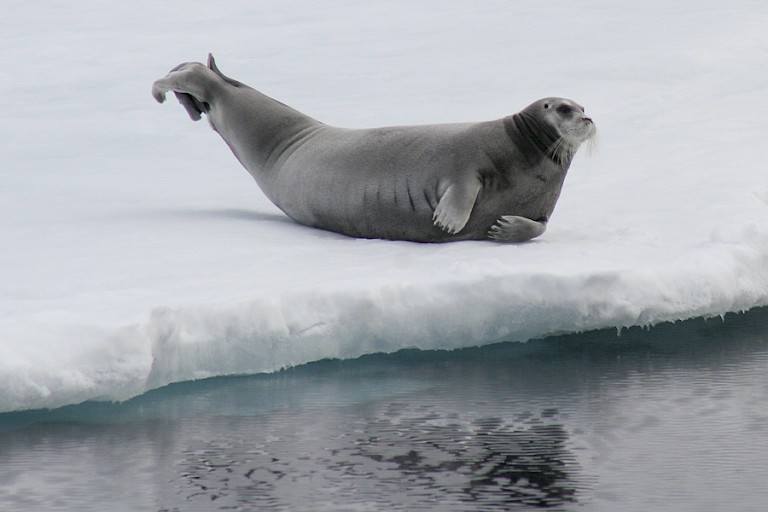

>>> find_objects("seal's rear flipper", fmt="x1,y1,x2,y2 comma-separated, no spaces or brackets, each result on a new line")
172,92,207,121
488,216,547,243
207,54,244,88
152,61,216,121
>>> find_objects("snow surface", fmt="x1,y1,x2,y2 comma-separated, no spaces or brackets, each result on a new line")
1,0,767,412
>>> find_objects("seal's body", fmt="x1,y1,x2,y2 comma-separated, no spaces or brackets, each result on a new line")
152,55,596,243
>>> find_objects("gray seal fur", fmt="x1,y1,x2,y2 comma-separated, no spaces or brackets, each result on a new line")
152,55,596,243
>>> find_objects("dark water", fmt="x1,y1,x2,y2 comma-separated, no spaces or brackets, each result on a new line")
2,309,768,512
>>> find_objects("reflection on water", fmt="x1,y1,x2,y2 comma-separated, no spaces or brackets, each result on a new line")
172,408,582,511
1,307,768,511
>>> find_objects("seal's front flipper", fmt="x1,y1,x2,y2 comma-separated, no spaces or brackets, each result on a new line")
488,216,547,243
432,180,481,234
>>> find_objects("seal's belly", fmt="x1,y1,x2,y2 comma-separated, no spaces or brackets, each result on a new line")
276,163,442,241
267,127,469,241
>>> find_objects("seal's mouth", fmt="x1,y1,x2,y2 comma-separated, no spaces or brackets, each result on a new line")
577,120,598,156
575,117,597,141
550,119,597,162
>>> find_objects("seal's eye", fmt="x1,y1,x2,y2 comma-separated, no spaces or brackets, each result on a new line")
543,103,550,109
556,105,572,115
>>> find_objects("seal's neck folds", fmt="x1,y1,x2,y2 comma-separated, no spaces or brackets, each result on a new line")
507,113,564,165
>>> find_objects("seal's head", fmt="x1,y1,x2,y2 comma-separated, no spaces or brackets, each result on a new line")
511,97,596,165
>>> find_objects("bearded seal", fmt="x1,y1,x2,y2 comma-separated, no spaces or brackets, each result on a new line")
152,55,595,243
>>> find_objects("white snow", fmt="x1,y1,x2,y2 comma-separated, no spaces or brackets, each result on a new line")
1,0,767,412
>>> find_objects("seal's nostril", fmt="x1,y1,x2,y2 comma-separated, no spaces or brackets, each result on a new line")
583,117,593,124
